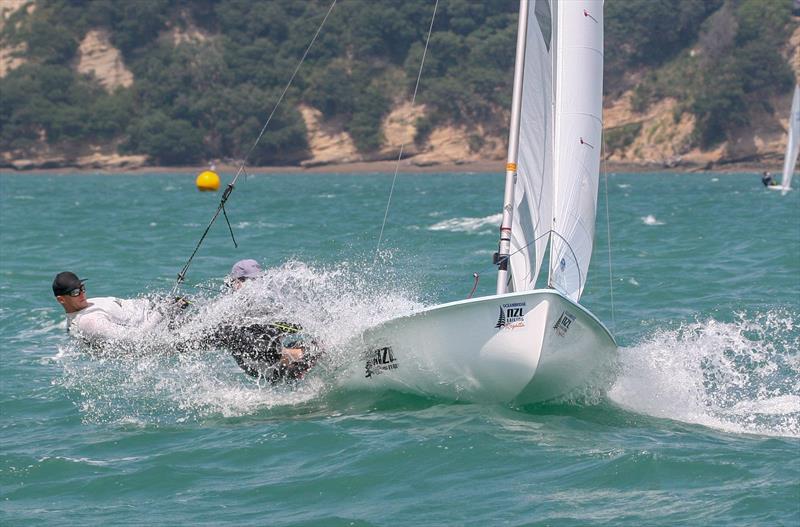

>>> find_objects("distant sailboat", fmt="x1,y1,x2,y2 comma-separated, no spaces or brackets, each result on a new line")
776,84,800,195
345,0,617,403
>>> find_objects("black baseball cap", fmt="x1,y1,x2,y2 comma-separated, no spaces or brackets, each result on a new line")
52,271,86,296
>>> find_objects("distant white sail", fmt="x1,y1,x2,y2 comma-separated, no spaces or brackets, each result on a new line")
548,0,604,302
510,0,553,291
781,84,800,195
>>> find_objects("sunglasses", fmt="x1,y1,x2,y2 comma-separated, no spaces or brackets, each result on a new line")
66,285,85,297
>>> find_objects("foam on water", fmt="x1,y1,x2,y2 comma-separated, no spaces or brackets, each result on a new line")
609,310,800,437
428,213,502,233
54,260,425,424
641,214,664,225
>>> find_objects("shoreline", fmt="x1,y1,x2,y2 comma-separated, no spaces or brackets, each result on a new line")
0,158,783,175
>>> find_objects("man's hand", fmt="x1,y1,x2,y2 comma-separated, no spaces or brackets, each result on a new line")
173,296,191,310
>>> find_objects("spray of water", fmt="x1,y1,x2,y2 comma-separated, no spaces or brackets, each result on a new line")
55,260,424,424
609,310,800,437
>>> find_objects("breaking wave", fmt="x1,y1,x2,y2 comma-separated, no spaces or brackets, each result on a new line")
609,310,800,437
428,213,502,233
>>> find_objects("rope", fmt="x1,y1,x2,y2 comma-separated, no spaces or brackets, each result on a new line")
602,134,616,331
375,0,439,261
171,0,337,295
467,273,479,298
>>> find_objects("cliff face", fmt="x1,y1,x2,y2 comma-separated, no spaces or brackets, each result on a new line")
76,30,133,93
0,0,31,77
1,2,797,171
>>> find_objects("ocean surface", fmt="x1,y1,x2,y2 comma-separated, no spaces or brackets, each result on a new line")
1,171,798,526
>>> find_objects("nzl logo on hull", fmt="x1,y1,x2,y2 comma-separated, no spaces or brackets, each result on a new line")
365,346,398,378
553,311,576,337
495,302,527,330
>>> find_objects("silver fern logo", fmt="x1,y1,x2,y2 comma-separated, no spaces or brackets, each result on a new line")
495,307,506,328
495,302,526,329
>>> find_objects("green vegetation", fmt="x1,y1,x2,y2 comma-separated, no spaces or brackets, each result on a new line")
605,0,723,90
605,122,643,153
691,0,794,147
0,0,796,165
608,0,794,149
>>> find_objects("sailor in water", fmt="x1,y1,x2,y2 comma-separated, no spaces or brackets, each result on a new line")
762,171,778,187
52,271,178,347
207,259,319,384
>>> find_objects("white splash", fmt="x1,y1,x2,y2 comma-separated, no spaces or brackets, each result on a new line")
428,213,502,233
641,215,664,226
609,310,800,437
54,260,425,424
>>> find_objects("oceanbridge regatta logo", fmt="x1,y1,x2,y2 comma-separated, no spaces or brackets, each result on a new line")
495,302,526,329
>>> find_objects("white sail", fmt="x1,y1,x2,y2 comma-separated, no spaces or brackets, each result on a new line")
548,0,604,302
781,84,800,195
510,0,553,291
341,0,616,404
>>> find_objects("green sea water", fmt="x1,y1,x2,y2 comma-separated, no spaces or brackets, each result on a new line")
1,171,798,526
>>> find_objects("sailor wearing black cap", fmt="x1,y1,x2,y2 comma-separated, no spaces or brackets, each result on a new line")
52,271,166,344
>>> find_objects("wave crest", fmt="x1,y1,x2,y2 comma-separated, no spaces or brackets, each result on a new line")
609,310,800,437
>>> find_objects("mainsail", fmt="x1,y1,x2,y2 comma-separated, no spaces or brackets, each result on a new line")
781,84,800,195
548,0,604,301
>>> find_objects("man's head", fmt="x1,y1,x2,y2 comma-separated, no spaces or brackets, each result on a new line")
53,271,88,313
229,259,262,290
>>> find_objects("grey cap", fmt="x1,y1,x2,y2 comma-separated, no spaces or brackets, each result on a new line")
230,259,262,280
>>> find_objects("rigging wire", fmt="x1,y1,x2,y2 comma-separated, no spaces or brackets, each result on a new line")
601,134,616,331
375,0,439,261
454,230,553,299
170,0,337,296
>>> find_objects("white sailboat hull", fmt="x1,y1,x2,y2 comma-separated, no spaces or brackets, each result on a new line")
768,185,791,192
343,290,617,404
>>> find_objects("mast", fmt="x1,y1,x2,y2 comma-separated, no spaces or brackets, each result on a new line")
496,0,530,295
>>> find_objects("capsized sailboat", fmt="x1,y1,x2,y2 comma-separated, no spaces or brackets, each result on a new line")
774,84,800,195
344,0,617,404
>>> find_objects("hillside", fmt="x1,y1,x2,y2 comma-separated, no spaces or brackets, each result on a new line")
1,0,798,171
